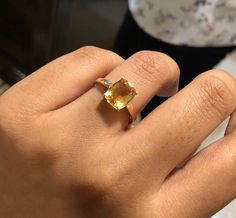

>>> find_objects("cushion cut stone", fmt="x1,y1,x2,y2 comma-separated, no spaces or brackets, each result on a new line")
104,78,137,110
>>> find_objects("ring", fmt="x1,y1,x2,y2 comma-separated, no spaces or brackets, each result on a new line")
95,78,138,123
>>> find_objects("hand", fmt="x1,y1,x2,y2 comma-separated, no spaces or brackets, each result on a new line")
0,46,236,218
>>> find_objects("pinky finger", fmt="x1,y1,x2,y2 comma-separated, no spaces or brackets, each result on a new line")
157,135,236,218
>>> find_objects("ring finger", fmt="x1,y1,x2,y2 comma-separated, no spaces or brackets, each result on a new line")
72,50,180,131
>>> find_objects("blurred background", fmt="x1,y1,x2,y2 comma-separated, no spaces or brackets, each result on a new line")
0,0,126,89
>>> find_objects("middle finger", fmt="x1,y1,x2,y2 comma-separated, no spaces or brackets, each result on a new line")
130,70,236,173
63,50,180,133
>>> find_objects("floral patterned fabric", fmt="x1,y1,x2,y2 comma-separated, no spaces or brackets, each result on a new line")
129,0,236,47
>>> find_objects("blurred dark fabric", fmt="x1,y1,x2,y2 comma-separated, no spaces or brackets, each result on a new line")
0,0,60,84
0,0,126,85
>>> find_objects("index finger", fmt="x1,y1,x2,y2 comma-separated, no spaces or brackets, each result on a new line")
0,46,123,113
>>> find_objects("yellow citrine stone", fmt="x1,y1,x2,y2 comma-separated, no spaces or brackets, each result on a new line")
104,78,137,111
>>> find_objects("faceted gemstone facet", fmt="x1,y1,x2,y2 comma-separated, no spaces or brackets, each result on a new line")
104,78,137,110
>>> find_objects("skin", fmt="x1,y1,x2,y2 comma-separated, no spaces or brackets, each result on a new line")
0,46,236,218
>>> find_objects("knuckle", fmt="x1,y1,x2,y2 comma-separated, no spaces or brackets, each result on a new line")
76,45,102,56
73,46,123,63
131,51,178,85
195,72,235,118
73,46,104,61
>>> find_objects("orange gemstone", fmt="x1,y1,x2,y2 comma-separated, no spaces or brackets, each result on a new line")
104,78,137,110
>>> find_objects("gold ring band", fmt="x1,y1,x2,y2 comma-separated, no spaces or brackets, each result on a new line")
95,78,137,123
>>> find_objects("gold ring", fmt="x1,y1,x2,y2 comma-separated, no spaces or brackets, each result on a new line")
95,78,138,123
